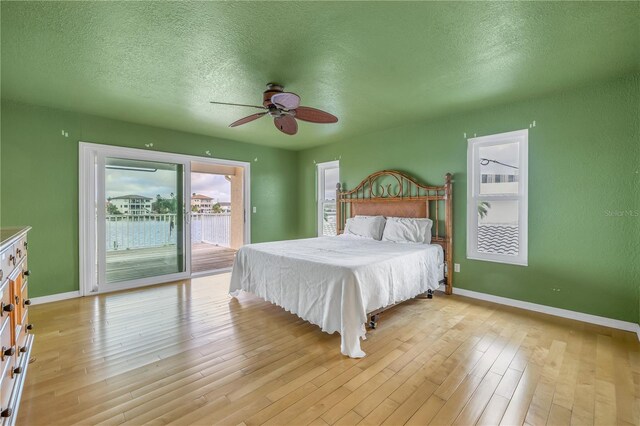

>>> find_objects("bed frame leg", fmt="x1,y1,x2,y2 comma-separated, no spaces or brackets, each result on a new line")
427,289,433,299
369,314,379,329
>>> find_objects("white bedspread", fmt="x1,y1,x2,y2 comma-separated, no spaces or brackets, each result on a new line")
229,236,443,358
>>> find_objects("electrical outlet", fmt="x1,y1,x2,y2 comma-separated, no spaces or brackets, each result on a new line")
454,263,460,273
252,207,257,213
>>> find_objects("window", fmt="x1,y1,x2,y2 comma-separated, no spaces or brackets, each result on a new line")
467,129,528,265
317,161,340,236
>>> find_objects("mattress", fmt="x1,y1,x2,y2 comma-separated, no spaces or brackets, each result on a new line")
229,235,444,358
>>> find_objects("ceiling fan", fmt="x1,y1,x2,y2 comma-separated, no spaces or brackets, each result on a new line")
210,83,338,136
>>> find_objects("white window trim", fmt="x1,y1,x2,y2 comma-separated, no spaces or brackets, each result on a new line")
316,160,340,237
467,129,528,266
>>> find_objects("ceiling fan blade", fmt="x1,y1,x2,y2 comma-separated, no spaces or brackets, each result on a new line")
270,92,300,110
294,106,338,124
274,115,298,135
229,112,267,128
210,101,267,110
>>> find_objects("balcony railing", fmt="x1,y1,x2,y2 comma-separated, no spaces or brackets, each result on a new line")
191,213,231,247
106,213,231,251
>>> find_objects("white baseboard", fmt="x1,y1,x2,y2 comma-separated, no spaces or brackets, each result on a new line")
439,285,640,341
31,291,81,305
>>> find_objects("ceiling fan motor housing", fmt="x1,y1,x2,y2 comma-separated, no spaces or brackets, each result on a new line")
267,106,283,117
263,83,284,108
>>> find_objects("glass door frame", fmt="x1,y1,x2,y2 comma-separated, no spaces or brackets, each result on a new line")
79,142,251,296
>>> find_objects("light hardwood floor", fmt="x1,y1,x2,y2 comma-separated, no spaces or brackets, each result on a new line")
19,274,639,425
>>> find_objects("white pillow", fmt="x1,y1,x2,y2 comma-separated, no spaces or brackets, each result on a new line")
344,216,386,240
382,217,433,244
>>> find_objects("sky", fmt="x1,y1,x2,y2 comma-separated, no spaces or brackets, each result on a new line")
191,173,231,202
105,169,230,202
478,142,519,174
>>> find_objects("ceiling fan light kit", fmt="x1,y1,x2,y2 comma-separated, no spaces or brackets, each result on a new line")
210,83,338,136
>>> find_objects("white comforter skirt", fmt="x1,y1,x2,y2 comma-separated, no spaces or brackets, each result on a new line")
229,236,443,358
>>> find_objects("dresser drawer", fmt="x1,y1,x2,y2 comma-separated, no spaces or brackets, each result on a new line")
15,310,30,363
8,274,23,343
12,238,25,267
20,262,30,287
0,284,13,325
0,247,16,287
0,318,12,380
14,237,26,263
0,349,16,419
20,284,30,314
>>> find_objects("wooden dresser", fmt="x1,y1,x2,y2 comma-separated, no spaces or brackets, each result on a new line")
0,227,33,425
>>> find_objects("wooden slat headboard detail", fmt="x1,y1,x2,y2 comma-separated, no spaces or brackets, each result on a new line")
336,170,453,295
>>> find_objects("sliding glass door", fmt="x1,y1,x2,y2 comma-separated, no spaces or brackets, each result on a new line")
80,143,251,295
100,157,187,285
86,149,192,294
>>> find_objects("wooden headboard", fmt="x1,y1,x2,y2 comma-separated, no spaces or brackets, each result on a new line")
336,170,453,295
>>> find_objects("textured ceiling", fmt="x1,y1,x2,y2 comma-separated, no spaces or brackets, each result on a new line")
1,2,638,150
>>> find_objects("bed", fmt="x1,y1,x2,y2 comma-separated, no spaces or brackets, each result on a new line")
229,170,453,358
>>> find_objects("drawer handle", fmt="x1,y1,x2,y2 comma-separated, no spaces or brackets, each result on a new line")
26,324,34,332
1,346,15,360
0,408,12,418
0,270,3,281
19,346,26,354
14,296,19,305
23,242,28,250
16,249,22,259
12,366,22,375
24,299,31,307
1,303,14,313
23,270,31,277
9,255,15,266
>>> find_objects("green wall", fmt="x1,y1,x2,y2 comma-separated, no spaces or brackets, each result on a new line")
298,73,640,324
0,100,299,298
2,74,638,325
